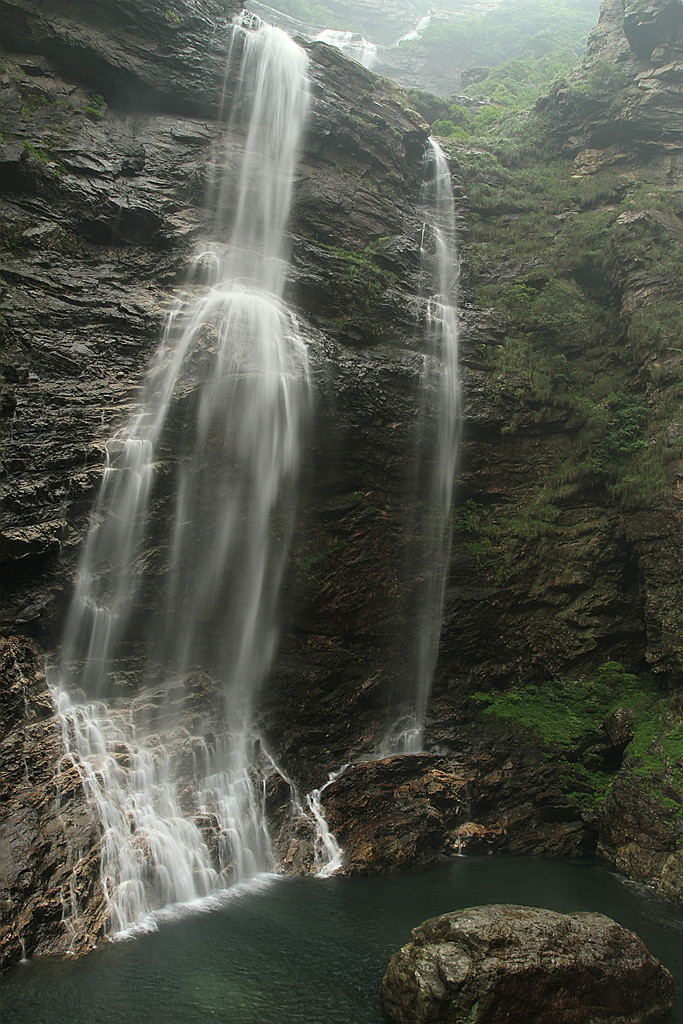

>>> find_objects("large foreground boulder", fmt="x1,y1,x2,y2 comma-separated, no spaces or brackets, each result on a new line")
382,904,674,1024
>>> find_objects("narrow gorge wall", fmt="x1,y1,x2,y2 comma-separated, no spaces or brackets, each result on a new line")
427,0,683,895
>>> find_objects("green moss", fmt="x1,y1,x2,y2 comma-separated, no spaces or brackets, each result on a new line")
85,93,106,120
163,8,183,25
22,140,64,176
20,94,54,119
473,663,682,816
452,496,562,582
311,239,394,322
473,662,653,746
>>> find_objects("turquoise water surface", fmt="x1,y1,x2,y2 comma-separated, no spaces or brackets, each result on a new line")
1,857,682,1023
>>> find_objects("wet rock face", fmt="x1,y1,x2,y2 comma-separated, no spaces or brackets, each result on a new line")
597,772,683,897
382,904,675,1024
624,0,683,58
322,755,470,872
0,637,106,971
0,0,241,116
0,0,430,965
320,746,594,875
0,0,427,663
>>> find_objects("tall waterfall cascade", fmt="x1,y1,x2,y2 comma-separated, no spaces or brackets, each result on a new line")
386,138,462,755
52,12,315,937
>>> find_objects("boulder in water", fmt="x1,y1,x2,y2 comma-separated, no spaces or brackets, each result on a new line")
382,904,674,1024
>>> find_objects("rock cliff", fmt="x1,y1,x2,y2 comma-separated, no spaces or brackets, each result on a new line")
0,0,430,966
428,0,683,896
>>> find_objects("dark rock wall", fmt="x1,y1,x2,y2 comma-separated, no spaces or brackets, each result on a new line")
0,637,105,970
0,1,430,770
0,0,431,964
442,0,683,694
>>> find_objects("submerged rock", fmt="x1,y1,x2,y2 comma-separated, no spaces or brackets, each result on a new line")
382,904,675,1024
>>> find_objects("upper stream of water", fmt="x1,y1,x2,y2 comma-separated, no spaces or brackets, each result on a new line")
3,857,682,1023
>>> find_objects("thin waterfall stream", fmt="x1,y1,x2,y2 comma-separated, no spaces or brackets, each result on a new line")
385,137,462,754
50,13,321,938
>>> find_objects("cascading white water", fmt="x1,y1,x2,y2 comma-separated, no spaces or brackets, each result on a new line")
52,12,311,936
304,766,348,877
386,138,461,755
396,11,432,45
314,28,378,69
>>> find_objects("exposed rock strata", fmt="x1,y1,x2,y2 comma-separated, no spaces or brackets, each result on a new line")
0,637,105,971
317,748,593,875
0,0,239,116
382,904,675,1024
598,769,683,898
0,0,429,967
441,0,683,897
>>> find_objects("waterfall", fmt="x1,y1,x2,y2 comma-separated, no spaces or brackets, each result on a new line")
52,12,311,937
386,138,461,755
314,29,378,70
396,12,432,46
305,766,348,877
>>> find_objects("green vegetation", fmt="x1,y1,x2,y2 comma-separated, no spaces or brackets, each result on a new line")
410,0,599,67
20,93,54,119
22,140,51,163
430,54,586,139
473,663,683,815
452,494,563,583
435,83,683,513
21,140,65,176
163,8,183,25
85,92,105,120
311,239,395,323
262,0,364,31
474,662,652,749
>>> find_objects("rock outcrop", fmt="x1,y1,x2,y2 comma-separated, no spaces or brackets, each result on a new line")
318,746,593,875
439,0,683,896
598,770,683,898
382,904,675,1024
0,637,105,971
0,0,236,116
